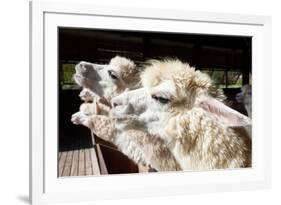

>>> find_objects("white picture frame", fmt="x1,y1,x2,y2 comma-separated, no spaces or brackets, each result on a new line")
30,0,272,204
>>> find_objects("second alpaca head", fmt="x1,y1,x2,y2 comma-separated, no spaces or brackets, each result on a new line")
74,56,140,103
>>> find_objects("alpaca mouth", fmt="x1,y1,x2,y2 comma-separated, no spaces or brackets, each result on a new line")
73,73,88,87
73,74,82,86
73,73,102,91
110,104,134,118
111,114,136,120
110,113,139,126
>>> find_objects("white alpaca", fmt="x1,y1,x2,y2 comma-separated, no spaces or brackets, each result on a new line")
74,56,140,103
74,56,140,116
110,59,252,170
236,84,252,118
72,56,181,171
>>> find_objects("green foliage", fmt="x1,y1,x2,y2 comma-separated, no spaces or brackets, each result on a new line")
212,70,226,86
61,64,78,90
202,69,244,88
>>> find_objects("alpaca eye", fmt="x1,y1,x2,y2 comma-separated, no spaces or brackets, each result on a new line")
108,70,118,80
151,95,170,104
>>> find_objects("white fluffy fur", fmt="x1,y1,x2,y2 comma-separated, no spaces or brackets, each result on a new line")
71,56,180,171
71,111,181,171
111,59,252,171
74,56,140,103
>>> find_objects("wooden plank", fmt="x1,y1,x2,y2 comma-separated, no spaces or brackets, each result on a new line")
90,147,101,175
90,131,96,145
78,149,85,176
58,151,67,177
96,144,108,175
70,150,79,176
85,149,93,176
62,150,73,177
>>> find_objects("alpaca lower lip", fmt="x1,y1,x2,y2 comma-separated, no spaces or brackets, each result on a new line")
111,114,136,121
73,74,83,86
110,106,131,117
110,107,124,115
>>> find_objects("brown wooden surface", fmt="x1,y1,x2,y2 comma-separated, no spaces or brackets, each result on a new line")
85,148,93,175
70,150,79,176
90,147,101,175
62,150,73,176
58,130,141,177
96,144,109,175
58,129,101,177
59,147,100,177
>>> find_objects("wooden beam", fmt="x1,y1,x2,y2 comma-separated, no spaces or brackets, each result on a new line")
70,150,79,176
96,144,108,175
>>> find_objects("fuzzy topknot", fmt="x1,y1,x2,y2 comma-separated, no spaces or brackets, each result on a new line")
141,59,217,99
109,56,139,85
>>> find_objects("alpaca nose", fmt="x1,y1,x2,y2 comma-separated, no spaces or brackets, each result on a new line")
75,62,104,79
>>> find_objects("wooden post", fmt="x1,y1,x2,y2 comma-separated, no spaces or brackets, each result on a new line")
242,45,251,85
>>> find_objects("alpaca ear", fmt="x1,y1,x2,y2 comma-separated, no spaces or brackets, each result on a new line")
196,96,251,127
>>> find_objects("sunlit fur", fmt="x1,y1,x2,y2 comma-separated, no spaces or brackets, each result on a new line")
142,59,226,107
111,59,252,171
71,57,180,171
71,109,181,171
75,56,139,119
74,56,140,104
